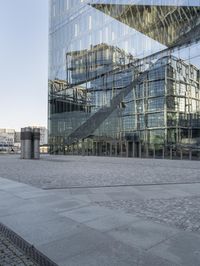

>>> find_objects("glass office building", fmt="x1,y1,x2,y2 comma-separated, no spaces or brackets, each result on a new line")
49,0,200,158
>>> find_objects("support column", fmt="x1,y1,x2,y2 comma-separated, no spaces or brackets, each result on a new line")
120,142,123,157
132,142,135,158
99,142,102,156
93,142,96,156
153,145,156,159
82,141,85,156
180,149,183,160
145,143,149,158
170,147,173,160
189,149,192,160
92,141,95,156
95,142,98,156
126,141,129,158
162,147,165,159
106,142,108,156
139,142,142,158
109,141,112,157
115,142,117,157
86,140,89,156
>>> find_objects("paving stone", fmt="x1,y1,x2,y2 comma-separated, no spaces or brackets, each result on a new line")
23,217,85,246
37,227,114,263
108,220,178,250
149,231,200,265
0,232,38,266
60,205,116,223
85,213,140,232
59,234,178,266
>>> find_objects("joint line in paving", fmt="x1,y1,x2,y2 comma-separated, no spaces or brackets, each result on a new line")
42,181,200,190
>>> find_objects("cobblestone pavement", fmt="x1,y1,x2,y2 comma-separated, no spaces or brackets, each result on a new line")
95,195,200,233
0,232,37,266
0,155,200,189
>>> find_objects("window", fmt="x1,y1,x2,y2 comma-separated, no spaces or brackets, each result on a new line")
148,97,164,111
89,16,92,30
74,24,78,37
148,80,165,97
147,113,164,128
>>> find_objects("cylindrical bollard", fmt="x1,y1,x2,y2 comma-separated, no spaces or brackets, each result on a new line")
20,128,25,159
33,128,40,159
24,127,32,159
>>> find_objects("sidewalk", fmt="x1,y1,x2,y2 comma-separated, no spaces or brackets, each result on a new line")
1,176,200,266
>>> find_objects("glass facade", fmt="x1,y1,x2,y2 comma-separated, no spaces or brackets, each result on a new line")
49,0,200,157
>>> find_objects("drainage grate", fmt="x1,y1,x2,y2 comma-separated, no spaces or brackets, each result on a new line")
0,222,58,266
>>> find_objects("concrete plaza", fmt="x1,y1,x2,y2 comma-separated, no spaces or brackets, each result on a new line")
0,155,200,265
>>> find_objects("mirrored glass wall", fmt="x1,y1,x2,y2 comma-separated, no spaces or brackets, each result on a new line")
48,0,200,159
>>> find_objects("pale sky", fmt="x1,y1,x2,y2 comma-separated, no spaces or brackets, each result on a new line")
0,0,48,131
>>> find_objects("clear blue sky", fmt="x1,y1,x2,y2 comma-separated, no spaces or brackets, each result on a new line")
0,0,48,131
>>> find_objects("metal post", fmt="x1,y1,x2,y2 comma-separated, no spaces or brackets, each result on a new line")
33,128,40,159
24,127,32,159
20,128,25,159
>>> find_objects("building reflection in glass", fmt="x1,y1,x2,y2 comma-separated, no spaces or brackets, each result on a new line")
48,0,200,158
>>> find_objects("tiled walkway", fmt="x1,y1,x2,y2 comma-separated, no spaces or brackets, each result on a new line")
1,155,200,265
1,175,200,265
